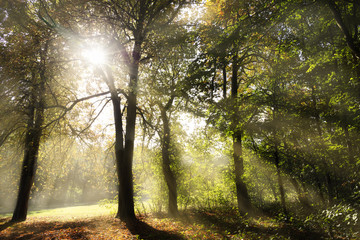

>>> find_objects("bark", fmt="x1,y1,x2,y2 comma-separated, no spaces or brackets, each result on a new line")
160,107,179,217
12,72,45,222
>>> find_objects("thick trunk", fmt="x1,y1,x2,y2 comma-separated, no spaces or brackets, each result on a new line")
160,108,178,217
233,131,251,213
12,124,43,221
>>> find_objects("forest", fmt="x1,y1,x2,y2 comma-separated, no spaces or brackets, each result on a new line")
0,0,360,239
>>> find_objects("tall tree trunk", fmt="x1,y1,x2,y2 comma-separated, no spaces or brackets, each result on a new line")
231,53,252,214
100,64,136,222
160,108,179,217
12,73,45,222
117,39,143,222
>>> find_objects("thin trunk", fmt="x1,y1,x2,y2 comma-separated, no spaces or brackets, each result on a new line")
311,86,334,204
160,108,179,217
210,59,216,100
312,164,326,204
343,125,355,164
290,178,312,210
326,172,335,203
222,63,227,98
274,142,287,214
12,72,45,222
272,73,286,214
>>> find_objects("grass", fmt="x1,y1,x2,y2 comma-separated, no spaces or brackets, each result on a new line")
0,204,114,220
27,204,114,219
0,204,346,239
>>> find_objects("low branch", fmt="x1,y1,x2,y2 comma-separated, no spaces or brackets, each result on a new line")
43,91,111,128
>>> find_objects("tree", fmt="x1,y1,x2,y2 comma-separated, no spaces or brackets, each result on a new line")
188,0,279,214
0,1,56,221
80,0,191,222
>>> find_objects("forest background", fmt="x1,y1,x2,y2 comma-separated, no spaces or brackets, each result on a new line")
1,0,360,239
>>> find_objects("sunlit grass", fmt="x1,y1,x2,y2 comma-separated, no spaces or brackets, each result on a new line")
0,204,116,221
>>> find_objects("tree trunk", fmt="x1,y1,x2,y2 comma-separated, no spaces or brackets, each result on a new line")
290,178,312,210
117,39,142,222
233,131,252,213
12,73,45,222
101,65,136,222
274,142,287,214
160,108,179,217
230,53,252,214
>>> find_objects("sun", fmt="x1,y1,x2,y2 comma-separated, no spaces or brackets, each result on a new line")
82,46,108,66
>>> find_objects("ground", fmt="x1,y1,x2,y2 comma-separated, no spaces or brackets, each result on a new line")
0,205,340,239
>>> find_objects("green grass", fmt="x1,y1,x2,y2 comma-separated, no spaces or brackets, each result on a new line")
0,204,116,220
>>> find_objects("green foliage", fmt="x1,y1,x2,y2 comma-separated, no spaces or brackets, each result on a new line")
305,203,359,239
98,198,117,216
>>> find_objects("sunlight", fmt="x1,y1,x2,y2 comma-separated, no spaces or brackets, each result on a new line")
82,45,107,66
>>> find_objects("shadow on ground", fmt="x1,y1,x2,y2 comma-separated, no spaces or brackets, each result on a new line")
180,209,329,240
0,216,184,240
0,217,96,239
0,219,15,232
126,219,184,240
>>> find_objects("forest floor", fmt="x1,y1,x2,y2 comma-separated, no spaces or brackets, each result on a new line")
0,205,346,239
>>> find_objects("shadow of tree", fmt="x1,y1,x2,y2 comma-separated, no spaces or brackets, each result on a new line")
183,209,328,240
0,219,15,232
0,218,94,239
126,219,184,240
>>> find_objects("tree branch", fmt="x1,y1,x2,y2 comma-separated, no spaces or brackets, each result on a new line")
325,0,360,59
